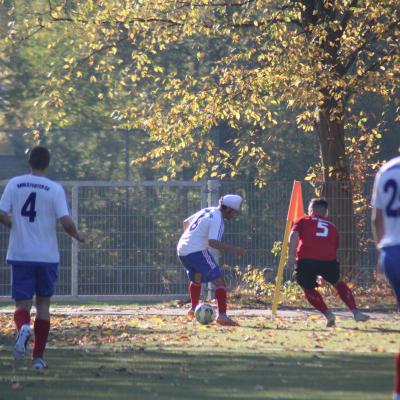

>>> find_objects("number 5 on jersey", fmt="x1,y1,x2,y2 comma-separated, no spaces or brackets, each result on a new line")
21,192,37,222
316,220,329,237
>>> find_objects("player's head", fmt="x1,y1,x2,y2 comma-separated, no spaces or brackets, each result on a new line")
28,146,50,171
308,198,328,216
219,194,242,220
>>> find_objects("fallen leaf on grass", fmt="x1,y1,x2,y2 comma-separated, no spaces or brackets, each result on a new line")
150,317,165,324
372,345,385,353
198,325,209,331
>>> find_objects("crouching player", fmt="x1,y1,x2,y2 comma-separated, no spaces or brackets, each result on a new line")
177,194,245,326
286,198,369,327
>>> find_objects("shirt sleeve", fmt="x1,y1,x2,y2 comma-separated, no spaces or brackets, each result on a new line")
0,181,13,214
334,227,339,250
54,185,71,219
208,211,224,241
371,171,383,209
184,212,197,225
291,217,303,233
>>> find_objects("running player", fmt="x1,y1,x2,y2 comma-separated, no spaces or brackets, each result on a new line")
287,198,369,327
0,146,84,369
371,155,400,400
177,194,245,326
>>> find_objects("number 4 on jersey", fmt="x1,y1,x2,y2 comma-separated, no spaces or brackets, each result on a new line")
21,192,37,222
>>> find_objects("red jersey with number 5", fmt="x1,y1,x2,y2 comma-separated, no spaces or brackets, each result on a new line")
291,213,339,261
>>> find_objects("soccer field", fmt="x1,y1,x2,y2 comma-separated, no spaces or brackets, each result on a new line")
0,306,397,400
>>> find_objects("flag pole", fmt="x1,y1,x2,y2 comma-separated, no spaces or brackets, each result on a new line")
271,181,304,315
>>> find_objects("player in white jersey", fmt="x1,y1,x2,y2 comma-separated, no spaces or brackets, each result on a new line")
177,194,245,326
371,155,400,400
0,146,84,370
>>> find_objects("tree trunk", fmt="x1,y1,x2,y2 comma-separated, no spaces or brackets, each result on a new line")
316,110,357,280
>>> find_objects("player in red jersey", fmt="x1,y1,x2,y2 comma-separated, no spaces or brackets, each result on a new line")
287,198,369,327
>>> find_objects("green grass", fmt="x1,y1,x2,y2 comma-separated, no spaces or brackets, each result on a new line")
0,347,394,400
0,309,397,399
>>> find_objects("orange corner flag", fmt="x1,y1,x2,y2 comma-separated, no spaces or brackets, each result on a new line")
271,180,304,315
287,181,304,223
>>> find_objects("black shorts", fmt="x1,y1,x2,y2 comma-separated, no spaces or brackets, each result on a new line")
295,259,340,290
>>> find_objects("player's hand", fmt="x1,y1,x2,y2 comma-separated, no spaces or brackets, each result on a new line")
233,247,245,257
76,231,85,243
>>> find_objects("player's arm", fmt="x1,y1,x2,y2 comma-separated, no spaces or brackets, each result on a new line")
371,207,385,277
0,211,11,228
208,239,245,256
59,216,85,242
371,207,384,246
287,230,299,269
0,182,12,228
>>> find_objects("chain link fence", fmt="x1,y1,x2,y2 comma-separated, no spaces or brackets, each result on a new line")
0,180,377,300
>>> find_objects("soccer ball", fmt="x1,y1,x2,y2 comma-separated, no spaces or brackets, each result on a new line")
194,303,215,325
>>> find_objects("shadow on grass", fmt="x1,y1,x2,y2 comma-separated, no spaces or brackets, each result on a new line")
0,347,393,400
256,324,400,334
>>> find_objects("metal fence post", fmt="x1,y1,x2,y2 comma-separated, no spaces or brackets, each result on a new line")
71,184,79,297
207,180,220,300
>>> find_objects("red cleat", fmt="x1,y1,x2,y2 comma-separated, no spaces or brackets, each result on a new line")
216,313,239,326
187,308,195,319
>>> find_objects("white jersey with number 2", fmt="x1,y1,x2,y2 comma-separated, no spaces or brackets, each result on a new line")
372,156,400,248
0,174,70,263
177,207,224,256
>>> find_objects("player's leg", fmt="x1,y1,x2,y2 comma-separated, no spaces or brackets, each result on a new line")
11,264,34,360
296,260,334,326
323,261,369,322
178,254,202,318
381,246,400,307
188,273,202,318
379,246,400,400
32,296,50,369
211,276,237,326
31,263,57,369
198,250,237,326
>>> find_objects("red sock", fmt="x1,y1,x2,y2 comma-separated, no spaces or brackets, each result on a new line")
215,286,227,314
189,281,201,309
14,308,30,331
395,353,400,394
32,319,50,358
334,281,356,311
304,289,328,313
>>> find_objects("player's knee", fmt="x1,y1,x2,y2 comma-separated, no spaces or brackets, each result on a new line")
193,273,202,283
212,277,225,287
333,279,344,288
15,299,33,312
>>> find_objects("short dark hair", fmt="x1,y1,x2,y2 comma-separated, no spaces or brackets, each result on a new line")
28,146,50,170
309,198,328,211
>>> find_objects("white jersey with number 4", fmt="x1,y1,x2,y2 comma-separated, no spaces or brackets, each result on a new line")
177,207,224,256
0,174,70,263
372,156,400,248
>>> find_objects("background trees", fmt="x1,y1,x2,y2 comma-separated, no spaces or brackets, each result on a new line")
1,1,399,277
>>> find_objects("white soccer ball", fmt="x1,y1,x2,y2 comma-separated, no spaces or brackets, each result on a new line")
194,303,215,325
